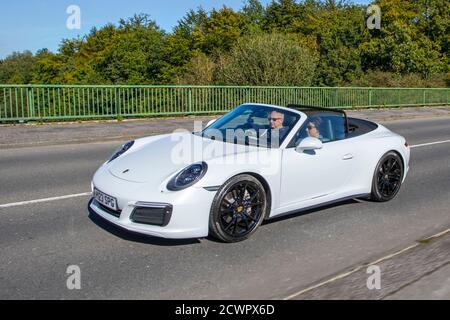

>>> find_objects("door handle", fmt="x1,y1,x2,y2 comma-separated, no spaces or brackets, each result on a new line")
342,153,354,160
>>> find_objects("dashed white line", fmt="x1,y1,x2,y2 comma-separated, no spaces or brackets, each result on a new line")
411,139,450,148
0,192,92,209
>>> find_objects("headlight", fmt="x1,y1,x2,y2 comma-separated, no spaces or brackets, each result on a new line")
108,140,135,163
167,162,208,191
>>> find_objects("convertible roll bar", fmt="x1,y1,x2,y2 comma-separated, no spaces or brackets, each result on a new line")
287,104,350,134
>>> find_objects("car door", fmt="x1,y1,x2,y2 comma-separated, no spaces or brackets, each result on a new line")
279,114,356,208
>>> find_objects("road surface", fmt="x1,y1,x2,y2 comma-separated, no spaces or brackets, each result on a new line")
1,117,449,299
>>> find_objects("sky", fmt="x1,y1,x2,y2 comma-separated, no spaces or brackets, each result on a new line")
0,0,373,59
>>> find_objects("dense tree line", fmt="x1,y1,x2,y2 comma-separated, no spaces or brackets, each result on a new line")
0,0,448,87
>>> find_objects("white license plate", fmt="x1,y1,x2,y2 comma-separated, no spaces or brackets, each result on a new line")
94,188,118,211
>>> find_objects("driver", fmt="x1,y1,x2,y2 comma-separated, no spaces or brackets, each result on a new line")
268,111,285,130
265,110,289,147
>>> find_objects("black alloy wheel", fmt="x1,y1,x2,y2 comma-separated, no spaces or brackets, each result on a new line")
209,174,267,243
371,151,404,202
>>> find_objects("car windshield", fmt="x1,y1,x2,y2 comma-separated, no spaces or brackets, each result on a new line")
198,104,300,148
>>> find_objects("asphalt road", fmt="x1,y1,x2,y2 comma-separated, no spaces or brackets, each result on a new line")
0,117,449,299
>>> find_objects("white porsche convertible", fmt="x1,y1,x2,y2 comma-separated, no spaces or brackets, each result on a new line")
89,104,410,242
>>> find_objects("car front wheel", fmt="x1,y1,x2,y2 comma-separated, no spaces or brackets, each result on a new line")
209,174,267,243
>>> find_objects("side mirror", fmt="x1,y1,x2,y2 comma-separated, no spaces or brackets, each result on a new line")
295,137,323,153
206,118,217,128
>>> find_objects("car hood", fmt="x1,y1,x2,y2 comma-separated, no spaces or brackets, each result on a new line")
107,133,259,183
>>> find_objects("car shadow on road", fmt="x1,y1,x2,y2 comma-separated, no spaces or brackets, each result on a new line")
88,211,201,246
88,197,367,245
198,199,365,243
263,198,362,226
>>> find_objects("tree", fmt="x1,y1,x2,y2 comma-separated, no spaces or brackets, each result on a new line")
203,6,244,54
312,2,367,85
177,53,216,85
361,0,448,76
263,0,304,33
241,0,266,33
216,33,318,86
160,29,194,83
414,0,449,56
0,1,447,87
0,51,36,84
100,14,166,84
32,49,64,84
175,7,209,37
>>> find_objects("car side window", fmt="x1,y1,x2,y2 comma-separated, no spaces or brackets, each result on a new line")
289,113,347,148
317,115,346,142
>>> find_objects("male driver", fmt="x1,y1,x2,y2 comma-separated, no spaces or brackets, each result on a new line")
265,110,289,147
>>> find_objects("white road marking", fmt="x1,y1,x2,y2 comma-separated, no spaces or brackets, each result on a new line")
284,228,450,300
0,192,92,209
411,139,450,149
419,228,450,242
283,244,419,300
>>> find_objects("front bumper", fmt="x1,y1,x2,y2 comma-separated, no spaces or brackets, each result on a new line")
88,167,217,239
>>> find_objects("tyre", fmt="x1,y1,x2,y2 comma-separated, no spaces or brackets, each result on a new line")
370,151,404,202
209,174,267,243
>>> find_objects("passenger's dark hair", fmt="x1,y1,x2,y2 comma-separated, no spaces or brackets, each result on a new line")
308,116,322,127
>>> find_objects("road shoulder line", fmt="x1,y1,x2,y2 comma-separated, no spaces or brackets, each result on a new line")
0,192,92,209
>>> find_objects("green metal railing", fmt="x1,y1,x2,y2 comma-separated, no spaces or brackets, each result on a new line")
0,85,448,122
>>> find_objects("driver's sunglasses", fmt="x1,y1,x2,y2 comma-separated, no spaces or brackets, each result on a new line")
268,117,282,122
307,124,316,130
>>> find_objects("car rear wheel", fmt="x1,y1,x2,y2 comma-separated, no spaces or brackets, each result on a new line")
209,174,267,243
371,151,404,202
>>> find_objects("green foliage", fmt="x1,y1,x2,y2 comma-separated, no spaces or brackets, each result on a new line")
263,0,305,33
351,71,449,88
0,1,448,87
160,29,195,82
361,0,448,77
241,0,266,33
0,51,36,84
102,15,165,84
177,52,216,85
32,49,65,84
216,33,318,86
203,7,244,53
311,2,367,86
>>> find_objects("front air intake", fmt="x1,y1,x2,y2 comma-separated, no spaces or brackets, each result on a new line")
130,202,173,227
